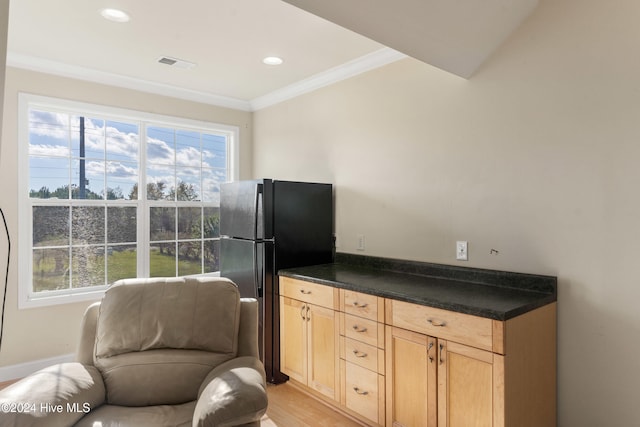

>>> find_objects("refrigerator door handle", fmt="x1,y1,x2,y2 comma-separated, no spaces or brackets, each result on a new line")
254,183,263,240
253,241,263,297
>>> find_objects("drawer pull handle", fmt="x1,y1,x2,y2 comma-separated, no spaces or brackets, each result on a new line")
353,387,368,395
427,341,434,364
353,301,368,308
300,305,306,321
352,325,368,333
353,350,368,358
299,289,312,294
428,318,446,327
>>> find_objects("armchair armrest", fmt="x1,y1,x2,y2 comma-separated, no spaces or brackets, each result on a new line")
0,362,105,427
193,356,268,427
76,302,101,364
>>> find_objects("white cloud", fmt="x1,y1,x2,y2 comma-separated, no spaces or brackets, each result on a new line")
176,146,201,167
147,137,174,164
28,144,70,157
105,162,139,181
29,110,69,140
106,125,138,160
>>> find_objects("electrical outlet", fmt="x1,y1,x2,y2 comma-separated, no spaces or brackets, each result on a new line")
357,234,366,251
456,241,468,261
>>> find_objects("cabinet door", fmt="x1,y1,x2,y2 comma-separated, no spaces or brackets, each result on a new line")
280,296,307,384
308,303,339,400
438,341,496,427
385,326,437,427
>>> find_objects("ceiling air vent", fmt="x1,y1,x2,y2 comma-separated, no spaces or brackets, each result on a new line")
157,56,196,69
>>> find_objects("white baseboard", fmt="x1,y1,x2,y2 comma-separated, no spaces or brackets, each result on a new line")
0,353,74,382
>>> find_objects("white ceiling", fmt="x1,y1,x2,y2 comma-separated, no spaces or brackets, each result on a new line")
281,0,539,79
6,0,538,112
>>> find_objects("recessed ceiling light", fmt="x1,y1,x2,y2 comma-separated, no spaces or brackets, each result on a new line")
263,56,284,66
100,8,130,23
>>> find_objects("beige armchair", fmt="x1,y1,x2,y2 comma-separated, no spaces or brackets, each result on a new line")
0,277,268,426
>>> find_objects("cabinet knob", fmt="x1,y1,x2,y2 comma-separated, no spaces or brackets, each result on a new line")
353,349,368,358
428,318,446,327
353,387,369,395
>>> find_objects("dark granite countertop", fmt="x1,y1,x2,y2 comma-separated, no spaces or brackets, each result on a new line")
278,253,557,321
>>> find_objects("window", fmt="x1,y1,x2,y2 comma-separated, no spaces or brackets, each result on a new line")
19,94,239,307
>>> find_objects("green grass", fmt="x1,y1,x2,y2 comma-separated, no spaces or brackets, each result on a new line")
107,249,138,282
33,247,205,291
149,248,202,277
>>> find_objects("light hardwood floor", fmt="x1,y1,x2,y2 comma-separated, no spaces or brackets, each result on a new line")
262,382,364,426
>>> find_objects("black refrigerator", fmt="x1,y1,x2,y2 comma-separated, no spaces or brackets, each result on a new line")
219,179,333,384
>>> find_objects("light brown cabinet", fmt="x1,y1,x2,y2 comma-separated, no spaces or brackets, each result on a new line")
386,299,556,427
339,290,386,426
280,276,556,427
386,326,498,427
385,326,437,426
279,277,340,401
438,340,496,427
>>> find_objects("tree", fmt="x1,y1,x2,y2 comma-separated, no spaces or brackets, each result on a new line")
30,184,101,200
105,186,124,200
30,186,51,198
128,181,171,200
171,181,199,201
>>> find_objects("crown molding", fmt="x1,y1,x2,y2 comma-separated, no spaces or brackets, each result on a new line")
6,52,253,111
7,48,406,112
250,48,406,111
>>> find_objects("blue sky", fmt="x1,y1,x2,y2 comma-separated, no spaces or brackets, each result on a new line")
28,110,228,202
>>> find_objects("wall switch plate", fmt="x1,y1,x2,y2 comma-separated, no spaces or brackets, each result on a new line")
357,234,366,251
456,241,468,261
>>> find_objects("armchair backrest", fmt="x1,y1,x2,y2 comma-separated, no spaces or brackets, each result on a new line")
95,277,241,358
79,277,253,407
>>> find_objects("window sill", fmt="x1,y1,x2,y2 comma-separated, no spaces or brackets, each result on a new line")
19,287,107,309
19,272,221,309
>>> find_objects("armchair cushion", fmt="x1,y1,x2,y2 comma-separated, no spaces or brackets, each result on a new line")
99,349,234,406
0,362,105,427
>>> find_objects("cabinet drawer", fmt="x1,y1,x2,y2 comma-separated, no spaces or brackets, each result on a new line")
280,277,336,309
343,313,384,348
343,361,384,425
341,290,382,322
342,337,384,374
388,299,493,351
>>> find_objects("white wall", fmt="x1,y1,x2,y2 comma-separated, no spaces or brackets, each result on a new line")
0,0,11,367
253,0,640,425
0,67,253,368
0,0,7,157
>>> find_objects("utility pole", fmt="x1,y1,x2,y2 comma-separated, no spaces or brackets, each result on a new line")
79,116,86,199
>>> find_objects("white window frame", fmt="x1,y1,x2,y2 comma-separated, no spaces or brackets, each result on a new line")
18,93,239,308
